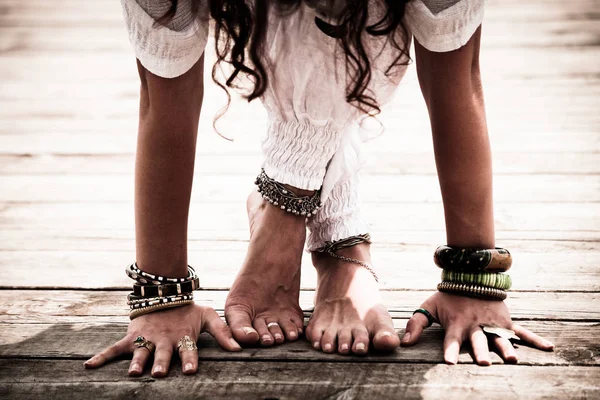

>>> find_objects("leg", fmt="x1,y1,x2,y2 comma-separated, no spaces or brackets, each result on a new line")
225,120,342,346
305,143,400,354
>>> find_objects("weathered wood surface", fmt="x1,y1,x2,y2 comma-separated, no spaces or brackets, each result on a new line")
1,0,599,397
1,361,598,400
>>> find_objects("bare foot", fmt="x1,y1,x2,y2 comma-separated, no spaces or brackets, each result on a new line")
306,243,400,354
225,190,307,346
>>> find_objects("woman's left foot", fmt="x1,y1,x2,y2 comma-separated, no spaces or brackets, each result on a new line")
306,243,400,354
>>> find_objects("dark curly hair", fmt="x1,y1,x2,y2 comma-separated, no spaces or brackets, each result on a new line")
160,0,411,121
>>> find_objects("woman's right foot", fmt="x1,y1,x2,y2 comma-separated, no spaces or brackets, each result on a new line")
224,190,307,346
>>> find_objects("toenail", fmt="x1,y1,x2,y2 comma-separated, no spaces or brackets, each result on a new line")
274,333,283,340
341,344,349,351
323,343,332,351
313,341,320,349
378,331,394,338
262,335,273,342
153,365,163,374
242,327,256,335
289,331,297,339
356,343,366,351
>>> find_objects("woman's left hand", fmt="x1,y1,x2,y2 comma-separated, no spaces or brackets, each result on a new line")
401,292,554,365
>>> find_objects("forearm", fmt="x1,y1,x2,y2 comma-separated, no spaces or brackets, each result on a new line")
134,56,205,277
416,27,495,248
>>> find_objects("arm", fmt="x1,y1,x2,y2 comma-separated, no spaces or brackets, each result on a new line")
415,27,494,249
401,27,554,364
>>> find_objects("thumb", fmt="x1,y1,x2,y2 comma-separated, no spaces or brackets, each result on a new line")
401,305,438,346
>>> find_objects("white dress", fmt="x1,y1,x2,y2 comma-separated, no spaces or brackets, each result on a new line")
121,0,485,250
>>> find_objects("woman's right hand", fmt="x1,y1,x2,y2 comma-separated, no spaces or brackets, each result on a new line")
84,304,241,377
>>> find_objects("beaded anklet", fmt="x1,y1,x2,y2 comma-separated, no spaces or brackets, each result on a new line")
255,169,322,217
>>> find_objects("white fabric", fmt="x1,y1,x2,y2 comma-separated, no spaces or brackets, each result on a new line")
121,0,485,249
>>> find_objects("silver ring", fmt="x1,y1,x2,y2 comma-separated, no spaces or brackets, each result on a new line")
267,322,279,329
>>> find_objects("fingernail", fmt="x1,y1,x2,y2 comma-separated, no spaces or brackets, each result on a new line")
356,343,366,351
401,333,411,343
274,333,283,341
341,344,349,351
129,362,140,373
313,341,320,349
446,357,457,365
323,343,332,351
242,327,256,335
153,365,163,373
289,331,297,339
230,338,242,349
545,340,555,349
184,363,193,372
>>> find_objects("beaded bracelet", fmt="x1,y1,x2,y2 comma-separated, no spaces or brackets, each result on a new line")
132,277,199,298
434,246,512,273
127,293,194,309
441,270,512,290
129,299,194,320
437,281,507,301
126,263,197,285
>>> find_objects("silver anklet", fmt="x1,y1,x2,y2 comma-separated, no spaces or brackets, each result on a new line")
316,234,379,283
255,169,322,217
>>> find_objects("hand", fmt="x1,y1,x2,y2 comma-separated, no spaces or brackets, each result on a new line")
84,304,241,377
401,292,554,365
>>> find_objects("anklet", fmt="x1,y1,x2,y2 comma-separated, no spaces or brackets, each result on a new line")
316,234,378,283
255,169,322,217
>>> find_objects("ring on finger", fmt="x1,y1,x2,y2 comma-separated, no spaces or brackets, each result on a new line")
133,336,156,353
480,325,520,341
267,322,280,329
413,308,437,327
177,335,198,352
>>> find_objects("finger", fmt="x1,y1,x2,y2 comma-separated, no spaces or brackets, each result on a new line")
225,305,260,345
492,336,518,364
351,327,369,355
84,337,131,369
443,327,463,365
470,328,491,366
253,318,274,346
128,347,152,377
512,324,554,351
203,309,242,352
151,340,173,378
320,327,338,353
279,318,299,341
178,342,199,375
337,328,352,354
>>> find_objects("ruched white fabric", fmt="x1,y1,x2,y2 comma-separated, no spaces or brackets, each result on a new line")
121,0,485,250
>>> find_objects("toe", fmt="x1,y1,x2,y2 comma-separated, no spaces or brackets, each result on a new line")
225,305,260,346
352,327,370,355
320,327,338,354
253,318,275,346
337,329,353,355
371,324,400,352
279,318,299,342
308,325,325,350
266,320,285,344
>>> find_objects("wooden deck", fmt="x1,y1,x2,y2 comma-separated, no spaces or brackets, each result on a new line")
1,0,599,398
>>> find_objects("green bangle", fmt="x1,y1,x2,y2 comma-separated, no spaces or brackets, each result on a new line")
441,270,512,290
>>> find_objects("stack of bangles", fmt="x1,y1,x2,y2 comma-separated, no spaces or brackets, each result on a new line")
125,262,199,320
433,245,513,301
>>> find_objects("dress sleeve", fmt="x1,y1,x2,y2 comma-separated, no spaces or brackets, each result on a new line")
121,0,209,78
404,0,485,52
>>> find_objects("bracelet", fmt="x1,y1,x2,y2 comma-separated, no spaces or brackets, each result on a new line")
132,277,200,298
126,263,197,285
255,169,322,217
437,281,507,301
127,293,194,309
441,270,512,290
129,299,194,320
434,246,512,273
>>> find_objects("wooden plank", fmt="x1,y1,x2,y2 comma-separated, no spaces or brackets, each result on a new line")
1,291,598,323
3,174,598,203
2,202,599,234
1,152,598,176
0,321,598,367
1,360,598,400
1,249,599,291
